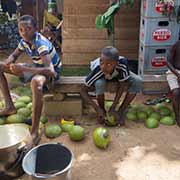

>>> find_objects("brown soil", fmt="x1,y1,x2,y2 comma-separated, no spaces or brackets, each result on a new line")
16,94,180,180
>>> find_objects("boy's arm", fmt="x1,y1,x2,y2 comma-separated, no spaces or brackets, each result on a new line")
81,85,100,111
166,61,179,77
10,53,56,77
109,82,127,113
80,84,105,118
109,58,130,113
39,53,56,77
167,42,179,77
80,68,105,119
5,48,22,65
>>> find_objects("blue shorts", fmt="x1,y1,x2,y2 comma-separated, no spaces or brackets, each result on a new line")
19,63,61,83
19,63,61,92
94,71,142,95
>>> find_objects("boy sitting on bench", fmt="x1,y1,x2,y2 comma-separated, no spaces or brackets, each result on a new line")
81,46,142,125
0,15,61,144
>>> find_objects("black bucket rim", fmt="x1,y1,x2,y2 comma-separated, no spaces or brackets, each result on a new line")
22,142,73,178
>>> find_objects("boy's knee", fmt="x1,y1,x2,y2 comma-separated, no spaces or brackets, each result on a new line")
128,74,142,93
95,78,106,95
30,77,43,90
95,78,106,89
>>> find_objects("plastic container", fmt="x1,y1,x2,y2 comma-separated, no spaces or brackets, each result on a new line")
141,0,180,18
138,44,170,75
140,17,179,46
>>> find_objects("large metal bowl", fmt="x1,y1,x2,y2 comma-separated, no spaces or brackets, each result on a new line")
0,124,31,172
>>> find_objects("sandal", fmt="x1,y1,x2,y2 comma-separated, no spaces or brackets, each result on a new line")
145,95,171,105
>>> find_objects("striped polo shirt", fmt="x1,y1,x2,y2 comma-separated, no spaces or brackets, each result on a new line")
85,56,130,87
18,32,61,68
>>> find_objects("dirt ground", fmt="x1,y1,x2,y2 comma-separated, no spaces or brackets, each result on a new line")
15,94,180,180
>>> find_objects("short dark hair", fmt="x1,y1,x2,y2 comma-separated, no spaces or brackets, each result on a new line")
18,15,37,28
101,46,119,61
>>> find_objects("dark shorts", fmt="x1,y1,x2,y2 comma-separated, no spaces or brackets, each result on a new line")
19,63,61,92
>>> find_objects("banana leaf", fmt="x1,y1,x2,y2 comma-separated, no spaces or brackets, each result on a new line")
95,2,120,31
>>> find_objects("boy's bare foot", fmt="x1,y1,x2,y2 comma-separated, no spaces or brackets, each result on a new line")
0,107,16,116
25,132,41,151
118,120,125,126
30,128,45,146
32,133,41,146
117,115,125,126
116,110,126,126
97,108,106,125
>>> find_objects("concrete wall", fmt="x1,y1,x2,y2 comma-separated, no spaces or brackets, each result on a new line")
62,0,140,65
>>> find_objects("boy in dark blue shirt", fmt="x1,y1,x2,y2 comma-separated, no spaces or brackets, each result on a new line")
81,46,142,125
0,15,61,144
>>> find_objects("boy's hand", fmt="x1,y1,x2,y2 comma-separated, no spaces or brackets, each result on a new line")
10,64,24,74
4,57,14,67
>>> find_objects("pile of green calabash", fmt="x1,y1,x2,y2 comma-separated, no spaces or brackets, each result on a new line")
0,95,49,128
0,96,33,125
0,95,111,150
126,103,176,128
45,120,110,150
44,119,86,142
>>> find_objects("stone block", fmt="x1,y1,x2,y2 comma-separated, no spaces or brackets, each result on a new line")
43,97,82,116
43,94,54,101
53,93,65,101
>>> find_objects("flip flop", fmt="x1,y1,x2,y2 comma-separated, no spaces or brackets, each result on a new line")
145,95,171,105
24,118,32,125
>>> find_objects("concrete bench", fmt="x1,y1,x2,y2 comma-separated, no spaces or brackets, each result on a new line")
53,76,128,93
43,76,127,117
43,75,169,117
53,74,168,94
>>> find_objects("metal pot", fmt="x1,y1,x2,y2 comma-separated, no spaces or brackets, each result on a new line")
22,143,74,180
0,124,31,173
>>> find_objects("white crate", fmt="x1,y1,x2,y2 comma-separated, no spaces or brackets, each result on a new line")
141,0,180,18
140,17,179,46
138,43,171,75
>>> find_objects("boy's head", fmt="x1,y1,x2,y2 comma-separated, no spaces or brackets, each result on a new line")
18,15,37,42
100,46,119,75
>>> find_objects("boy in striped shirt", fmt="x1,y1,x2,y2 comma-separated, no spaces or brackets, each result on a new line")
81,46,142,125
0,15,61,144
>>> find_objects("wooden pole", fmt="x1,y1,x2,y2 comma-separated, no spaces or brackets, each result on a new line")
36,0,39,29
108,0,116,46
109,17,115,46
